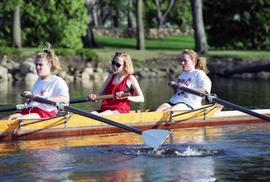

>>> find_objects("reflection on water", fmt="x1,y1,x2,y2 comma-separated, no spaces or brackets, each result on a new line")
1,78,270,180
0,77,269,119
1,77,270,111
1,124,270,181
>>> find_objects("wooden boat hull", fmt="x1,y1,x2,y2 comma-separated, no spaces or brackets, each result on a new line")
1,104,269,142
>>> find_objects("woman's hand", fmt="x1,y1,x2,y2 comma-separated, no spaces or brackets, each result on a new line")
23,91,32,96
115,91,128,100
88,94,97,102
168,81,175,86
22,91,34,102
176,82,185,88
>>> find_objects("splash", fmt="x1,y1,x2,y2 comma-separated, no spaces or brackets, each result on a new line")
128,145,219,157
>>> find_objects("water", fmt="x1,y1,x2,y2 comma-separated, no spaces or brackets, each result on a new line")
1,124,270,181
1,77,270,113
1,77,270,181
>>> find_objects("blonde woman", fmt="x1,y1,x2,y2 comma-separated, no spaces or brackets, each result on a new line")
157,49,211,111
9,43,69,119
88,52,144,115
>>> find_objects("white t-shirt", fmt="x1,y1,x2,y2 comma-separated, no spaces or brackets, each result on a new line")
27,75,69,111
169,69,211,109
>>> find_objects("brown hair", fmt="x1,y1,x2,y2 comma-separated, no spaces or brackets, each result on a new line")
36,42,61,74
112,52,134,74
182,49,208,73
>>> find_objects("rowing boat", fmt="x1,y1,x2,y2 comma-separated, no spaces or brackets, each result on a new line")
1,103,270,142
0,104,220,141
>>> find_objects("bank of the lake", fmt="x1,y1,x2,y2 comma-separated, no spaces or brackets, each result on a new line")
1,52,270,84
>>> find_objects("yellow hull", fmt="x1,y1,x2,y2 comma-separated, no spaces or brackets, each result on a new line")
1,104,270,141
1,104,219,130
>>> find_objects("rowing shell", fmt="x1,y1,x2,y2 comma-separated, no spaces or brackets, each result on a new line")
1,104,270,141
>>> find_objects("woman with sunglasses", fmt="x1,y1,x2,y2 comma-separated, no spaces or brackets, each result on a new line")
9,43,69,120
157,49,211,111
88,52,144,115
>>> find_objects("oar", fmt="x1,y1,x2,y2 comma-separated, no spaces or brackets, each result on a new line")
23,95,172,148
0,104,27,112
179,86,270,122
70,92,130,104
0,93,129,112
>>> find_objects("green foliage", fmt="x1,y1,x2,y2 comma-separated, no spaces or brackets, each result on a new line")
54,48,100,61
0,47,22,56
55,48,76,56
22,0,88,49
0,0,88,48
76,49,100,62
98,0,127,28
0,0,23,46
204,0,270,50
144,0,192,29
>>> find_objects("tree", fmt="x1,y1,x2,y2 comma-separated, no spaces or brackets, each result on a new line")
22,0,88,49
204,0,270,50
84,0,97,48
12,5,21,48
155,0,175,28
144,0,192,29
136,0,145,50
190,0,207,54
0,0,23,47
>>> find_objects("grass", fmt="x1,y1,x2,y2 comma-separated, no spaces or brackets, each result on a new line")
94,35,270,61
2,35,270,62
208,50,270,59
94,35,193,61
95,35,194,50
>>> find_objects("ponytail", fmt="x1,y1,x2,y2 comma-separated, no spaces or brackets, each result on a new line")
195,56,208,73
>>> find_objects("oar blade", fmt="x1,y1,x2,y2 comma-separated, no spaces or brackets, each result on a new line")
142,129,172,149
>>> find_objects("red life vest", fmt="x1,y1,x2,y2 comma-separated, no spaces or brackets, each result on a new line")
101,74,131,113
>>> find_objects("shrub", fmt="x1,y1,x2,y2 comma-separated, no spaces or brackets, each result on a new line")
76,49,100,62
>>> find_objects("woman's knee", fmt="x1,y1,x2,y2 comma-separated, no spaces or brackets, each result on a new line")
156,103,171,111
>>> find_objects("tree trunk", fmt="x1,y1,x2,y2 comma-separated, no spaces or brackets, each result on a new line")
136,0,145,50
190,0,207,54
84,0,97,48
12,5,22,48
127,0,134,38
92,2,99,27
155,0,175,28
127,0,133,29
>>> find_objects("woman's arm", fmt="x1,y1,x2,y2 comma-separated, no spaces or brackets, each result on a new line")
88,74,113,101
126,75,144,102
97,74,113,95
48,96,69,103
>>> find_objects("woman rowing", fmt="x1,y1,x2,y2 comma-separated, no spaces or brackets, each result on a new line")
157,49,211,111
88,52,144,115
9,43,69,120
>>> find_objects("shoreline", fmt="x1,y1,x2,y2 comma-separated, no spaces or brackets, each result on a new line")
0,54,270,83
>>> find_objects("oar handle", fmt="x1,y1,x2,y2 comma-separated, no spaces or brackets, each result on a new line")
96,92,130,100
178,86,270,122
70,92,130,104
0,104,27,112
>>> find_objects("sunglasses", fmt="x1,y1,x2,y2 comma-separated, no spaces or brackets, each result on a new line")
111,60,123,68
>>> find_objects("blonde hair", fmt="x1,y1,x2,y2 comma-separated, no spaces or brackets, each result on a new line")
182,49,208,73
113,52,134,74
36,42,61,74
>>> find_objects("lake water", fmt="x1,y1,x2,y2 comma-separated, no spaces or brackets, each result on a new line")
1,77,270,181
